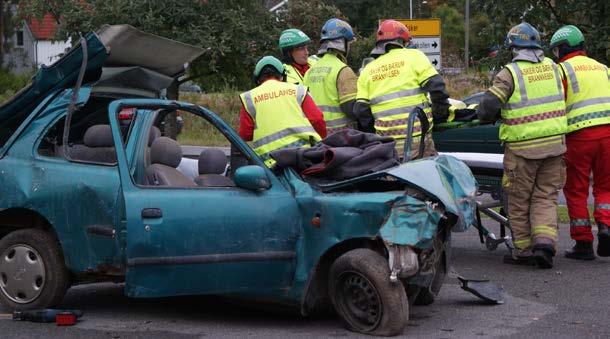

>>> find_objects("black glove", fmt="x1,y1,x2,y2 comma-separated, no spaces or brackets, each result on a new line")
432,102,450,124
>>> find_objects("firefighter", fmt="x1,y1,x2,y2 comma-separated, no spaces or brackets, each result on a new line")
238,56,326,167
355,19,450,158
476,22,568,269
278,28,319,85
303,18,358,135
549,25,610,260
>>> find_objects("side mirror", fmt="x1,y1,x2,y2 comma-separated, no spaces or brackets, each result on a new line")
234,165,271,191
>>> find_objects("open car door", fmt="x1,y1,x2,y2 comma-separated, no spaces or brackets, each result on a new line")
109,99,301,299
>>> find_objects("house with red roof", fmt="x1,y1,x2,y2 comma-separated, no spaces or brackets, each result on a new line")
6,12,71,74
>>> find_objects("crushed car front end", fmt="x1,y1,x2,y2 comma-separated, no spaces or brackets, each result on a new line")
282,155,477,319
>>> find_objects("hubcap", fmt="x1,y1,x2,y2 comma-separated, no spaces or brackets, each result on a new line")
0,244,45,303
336,272,382,331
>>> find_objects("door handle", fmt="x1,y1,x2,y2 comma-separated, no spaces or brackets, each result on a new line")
141,208,163,218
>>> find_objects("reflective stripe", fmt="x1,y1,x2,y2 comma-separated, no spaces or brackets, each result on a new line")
506,94,565,110
317,105,342,113
326,117,353,127
568,110,610,125
513,238,532,250
370,88,423,105
374,104,427,118
567,97,610,112
552,63,564,98
253,126,316,148
511,62,528,102
503,109,565,125
532,225,558,239
570,219,592,227
243,91,257,119
508,135,563,148
596,204,610,210
562,61,580,94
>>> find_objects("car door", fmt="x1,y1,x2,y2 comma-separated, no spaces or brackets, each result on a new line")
109,100,302,299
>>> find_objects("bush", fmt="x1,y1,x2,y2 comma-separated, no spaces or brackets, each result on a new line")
0,69,32,105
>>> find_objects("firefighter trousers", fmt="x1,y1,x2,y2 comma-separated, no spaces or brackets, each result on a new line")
503,149,566,252
564,134,610,242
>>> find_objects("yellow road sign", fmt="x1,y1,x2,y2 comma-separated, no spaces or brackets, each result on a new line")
390,19,441,37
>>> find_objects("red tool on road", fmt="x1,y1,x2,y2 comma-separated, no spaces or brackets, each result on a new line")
1,309,83,326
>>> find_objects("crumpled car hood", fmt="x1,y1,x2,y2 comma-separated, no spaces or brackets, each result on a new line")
386,155,477,230
304,155,477,248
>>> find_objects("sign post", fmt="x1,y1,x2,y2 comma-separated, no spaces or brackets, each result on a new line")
393,19,442,71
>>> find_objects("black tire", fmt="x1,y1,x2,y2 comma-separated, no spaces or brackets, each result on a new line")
0,229,69,310
329,248,408,336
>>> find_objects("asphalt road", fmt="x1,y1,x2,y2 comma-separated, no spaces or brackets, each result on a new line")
1,220,609,339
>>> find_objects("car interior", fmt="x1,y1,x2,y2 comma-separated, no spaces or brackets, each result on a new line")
37,94,254,189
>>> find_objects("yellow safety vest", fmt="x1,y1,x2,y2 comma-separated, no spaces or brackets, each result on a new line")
303,53,355,134
500,58,567,146
239,80,321,166
559,55,610,133
284,56,318,85
357,48,436,153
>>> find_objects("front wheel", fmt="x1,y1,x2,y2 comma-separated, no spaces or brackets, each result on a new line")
329,248,409,336
0,229,70,310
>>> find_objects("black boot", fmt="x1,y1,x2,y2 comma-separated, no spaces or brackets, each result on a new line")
565,241,595,260
503,254,535,266
598,223,610,257
533,244,555,269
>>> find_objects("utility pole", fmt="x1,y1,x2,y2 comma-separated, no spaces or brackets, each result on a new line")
409,0,413,19
465,0,470,72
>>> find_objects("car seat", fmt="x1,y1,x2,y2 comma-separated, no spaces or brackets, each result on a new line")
145,137,196,187
194,149,235,187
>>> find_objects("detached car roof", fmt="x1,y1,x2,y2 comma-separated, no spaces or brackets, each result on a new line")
0,24,204,126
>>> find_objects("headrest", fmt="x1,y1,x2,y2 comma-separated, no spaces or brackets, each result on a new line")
148,126,161,146
150,137,182,168
198,149,227,175
84,125,114,147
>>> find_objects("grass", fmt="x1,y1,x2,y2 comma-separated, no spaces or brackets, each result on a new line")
176,92,242,146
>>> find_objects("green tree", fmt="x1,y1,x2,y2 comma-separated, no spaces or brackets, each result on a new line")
432,4,464,54
472,0,609,63
19,0,348,91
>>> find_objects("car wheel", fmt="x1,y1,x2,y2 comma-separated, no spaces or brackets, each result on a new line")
329,248,408,336
0,229,69,310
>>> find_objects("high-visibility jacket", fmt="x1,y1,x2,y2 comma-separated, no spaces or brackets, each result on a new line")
239,80,321,166
500,58,567,149
303,53,354,133
357,48,436,152
559,55,610,133
284,56,319,85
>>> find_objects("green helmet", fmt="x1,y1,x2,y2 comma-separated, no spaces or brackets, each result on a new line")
279,29,311,56
253,56,285,81
550,25,585,49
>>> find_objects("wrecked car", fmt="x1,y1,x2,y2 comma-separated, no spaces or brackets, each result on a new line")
0,25,478,336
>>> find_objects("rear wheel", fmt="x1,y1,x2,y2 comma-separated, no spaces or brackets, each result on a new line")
0,229,69,310
329,248,408,336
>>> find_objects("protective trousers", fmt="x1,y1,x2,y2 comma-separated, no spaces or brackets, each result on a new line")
564,134,610,242
503,149,566,252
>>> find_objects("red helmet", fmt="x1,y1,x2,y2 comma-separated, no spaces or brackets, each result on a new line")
377,20,411,43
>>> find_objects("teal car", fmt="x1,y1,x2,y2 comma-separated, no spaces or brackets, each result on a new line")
0,26,477,336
